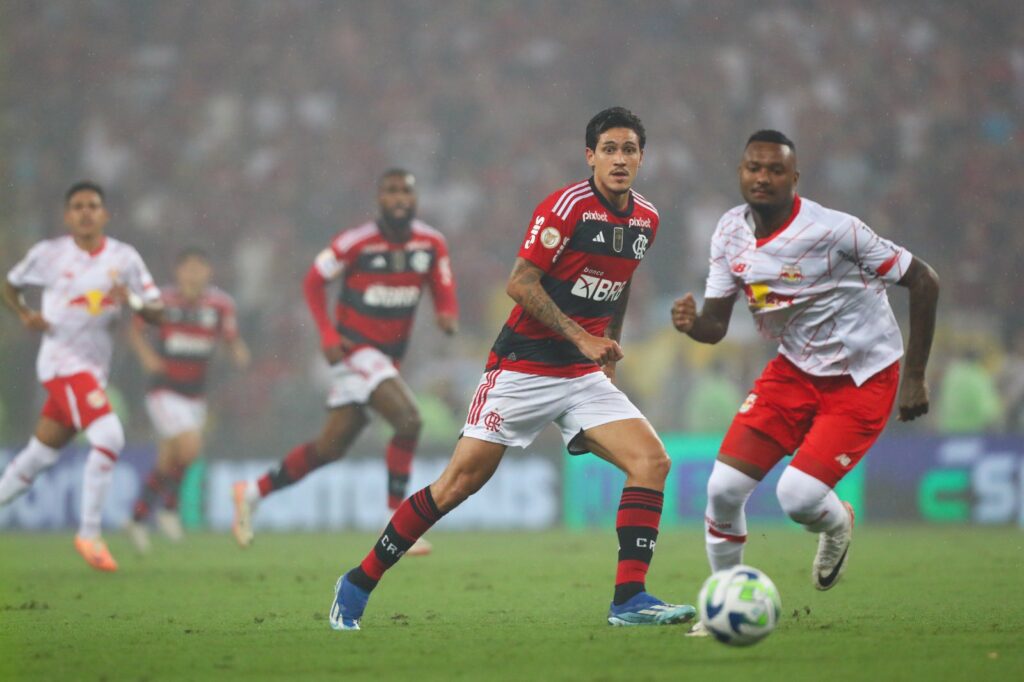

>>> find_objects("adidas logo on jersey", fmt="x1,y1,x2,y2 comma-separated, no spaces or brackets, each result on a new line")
371,255,387,268
592,232,606,243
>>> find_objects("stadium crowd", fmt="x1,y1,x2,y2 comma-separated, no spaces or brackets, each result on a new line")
2,0,1023,453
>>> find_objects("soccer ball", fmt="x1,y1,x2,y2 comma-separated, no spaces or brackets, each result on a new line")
698,564,782,646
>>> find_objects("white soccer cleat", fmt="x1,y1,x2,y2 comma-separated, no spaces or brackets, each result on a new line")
405,536,432,557
156,510,185,542
124,520,151,554
813,501,855,590
232,481,255,548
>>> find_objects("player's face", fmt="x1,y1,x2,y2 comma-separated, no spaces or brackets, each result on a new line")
176,256,212,297
378,175,417,226
587,128,643,196
739,142,799,211
64,190,109,239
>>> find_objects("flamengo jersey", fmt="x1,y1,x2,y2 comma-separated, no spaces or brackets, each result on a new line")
6,235,161,384
487,177,659,378
704,195,913,385
313,219,457,359
147,285,238,397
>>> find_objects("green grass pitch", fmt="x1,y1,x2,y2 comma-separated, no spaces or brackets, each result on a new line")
1,527,1022,681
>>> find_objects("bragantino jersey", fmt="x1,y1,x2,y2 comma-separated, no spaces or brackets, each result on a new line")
487,177,659,378
7,235,160,384
704,195,913,385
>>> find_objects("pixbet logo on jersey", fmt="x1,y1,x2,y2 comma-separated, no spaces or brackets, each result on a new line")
571,274,626,302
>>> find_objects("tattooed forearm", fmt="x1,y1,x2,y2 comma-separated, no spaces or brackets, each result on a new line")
506,258,586,342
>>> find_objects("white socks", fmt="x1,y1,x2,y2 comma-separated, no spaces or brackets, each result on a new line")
0,437,61,506
79,414,125,539
776,466,848,534
704,460,759,571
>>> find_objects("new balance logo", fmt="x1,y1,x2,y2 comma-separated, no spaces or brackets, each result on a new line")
571,274,626,302
593,232,606,243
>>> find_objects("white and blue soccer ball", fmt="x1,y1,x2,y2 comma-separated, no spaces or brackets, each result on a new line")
698,564,782,646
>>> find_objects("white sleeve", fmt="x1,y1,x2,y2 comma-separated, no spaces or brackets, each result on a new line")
703,223,740,299
6,242,52,288
843,219,914,285
125,247,162,303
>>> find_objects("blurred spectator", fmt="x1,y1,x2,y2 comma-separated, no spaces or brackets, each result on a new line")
937,350,1003,434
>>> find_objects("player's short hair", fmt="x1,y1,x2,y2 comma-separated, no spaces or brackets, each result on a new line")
586,107,646,151
746,130,796,151
65,180,105,205
176,247,210,265
378,168,415,188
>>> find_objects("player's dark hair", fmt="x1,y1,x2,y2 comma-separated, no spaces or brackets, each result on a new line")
176,247,210,265
586,107,646,151
64,180,105,205
746,130,795,151
378,168,415,187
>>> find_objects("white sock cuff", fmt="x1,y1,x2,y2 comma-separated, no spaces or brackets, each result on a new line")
708,460,760,499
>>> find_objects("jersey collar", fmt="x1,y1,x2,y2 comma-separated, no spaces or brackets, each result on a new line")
751,195,802,247
588,177,634,219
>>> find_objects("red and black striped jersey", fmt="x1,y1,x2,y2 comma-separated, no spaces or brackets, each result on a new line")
147,285,239,397
308,220,457,360
487,177,659,378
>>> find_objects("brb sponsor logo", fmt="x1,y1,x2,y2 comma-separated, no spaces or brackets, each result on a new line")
363,285,420,307
571,274,626,302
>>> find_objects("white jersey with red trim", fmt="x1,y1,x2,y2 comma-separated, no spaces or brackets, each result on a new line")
6,235,161,384
704,196,912,385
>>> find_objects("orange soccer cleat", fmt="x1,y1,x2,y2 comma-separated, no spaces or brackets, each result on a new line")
74,535,119,572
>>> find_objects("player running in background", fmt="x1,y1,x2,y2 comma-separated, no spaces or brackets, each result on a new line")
329,108,696,631
125,247,250,552
0,181,163,572
672,131,939,615
231,169,458,553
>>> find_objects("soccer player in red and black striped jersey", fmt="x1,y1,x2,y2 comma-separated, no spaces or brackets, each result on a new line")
125,248,250,551
232,169,458,553
329,108,696,631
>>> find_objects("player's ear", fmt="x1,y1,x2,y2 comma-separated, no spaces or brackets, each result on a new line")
585,147,597,169
793,169,800,187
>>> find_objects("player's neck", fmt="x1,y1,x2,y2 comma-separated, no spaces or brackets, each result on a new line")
749,198,796,239
378,218,412,242
592,178,630,213
72,233,105,254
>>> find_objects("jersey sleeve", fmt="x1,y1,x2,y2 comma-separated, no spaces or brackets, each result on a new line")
313,230,360,281
843,219,914,285
516,193,573,272
6,242,53,288
703,220,740,299
125,247,162,304
428,235,458,317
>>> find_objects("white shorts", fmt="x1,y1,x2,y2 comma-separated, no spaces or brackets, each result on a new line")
461,369,645,453
145,390,208,439
326,346,400,408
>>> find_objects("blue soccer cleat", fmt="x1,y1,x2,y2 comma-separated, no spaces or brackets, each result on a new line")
329,572,369,631
607,592,697,626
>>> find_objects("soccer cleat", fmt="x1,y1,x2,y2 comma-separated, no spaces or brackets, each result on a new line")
124,520,151,554
74,535,118,572
607,592,697,626
231,481,254,548
813,501,855,591
156,510,185,542
329,572,369,631
685,620,710,638
405,536,432,557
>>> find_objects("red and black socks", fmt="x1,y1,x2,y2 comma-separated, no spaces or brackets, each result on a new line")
613,486,663,605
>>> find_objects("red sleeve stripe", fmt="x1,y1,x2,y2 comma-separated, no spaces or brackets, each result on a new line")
876,250,902,277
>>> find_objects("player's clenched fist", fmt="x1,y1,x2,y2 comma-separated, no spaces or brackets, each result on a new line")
19,309,50,333
577,333,624,367
671,293,697,333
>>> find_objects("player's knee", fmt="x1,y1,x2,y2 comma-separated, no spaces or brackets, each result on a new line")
707,468,745,508
775,467,825,522
626,448,671,485
85,414,125,455
394,410,422,440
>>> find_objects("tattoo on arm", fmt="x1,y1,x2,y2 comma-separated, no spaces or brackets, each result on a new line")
507,258,585,342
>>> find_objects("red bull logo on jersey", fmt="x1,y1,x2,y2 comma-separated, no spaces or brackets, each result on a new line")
780,264,803,283
744,283,795,310
68,289,116,315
